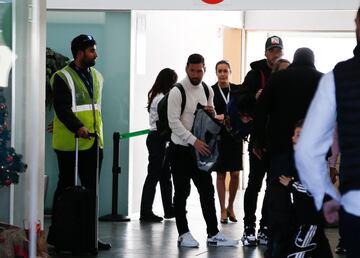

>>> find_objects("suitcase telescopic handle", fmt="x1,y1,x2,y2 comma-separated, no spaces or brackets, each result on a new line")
74,133,98,186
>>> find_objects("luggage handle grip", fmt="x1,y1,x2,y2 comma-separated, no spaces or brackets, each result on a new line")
74,132,97,186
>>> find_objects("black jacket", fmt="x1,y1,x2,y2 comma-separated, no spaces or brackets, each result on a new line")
241,59,272,150
211,83,240,115
254,62,323,154
242,59,272,94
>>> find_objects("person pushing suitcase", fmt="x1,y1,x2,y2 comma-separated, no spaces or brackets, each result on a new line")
47,34,111,251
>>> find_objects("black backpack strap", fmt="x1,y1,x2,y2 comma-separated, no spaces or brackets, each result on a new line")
201,82,210,100
175,83,186,114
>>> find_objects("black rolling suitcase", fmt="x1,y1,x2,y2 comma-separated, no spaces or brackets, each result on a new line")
53,134,99,255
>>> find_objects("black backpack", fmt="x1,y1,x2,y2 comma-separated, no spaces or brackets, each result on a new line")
156,82,209,140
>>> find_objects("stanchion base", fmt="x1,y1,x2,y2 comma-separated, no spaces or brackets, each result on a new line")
99,214,131,222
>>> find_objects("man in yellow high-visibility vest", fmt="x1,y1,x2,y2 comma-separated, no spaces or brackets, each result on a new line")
47,34,111,251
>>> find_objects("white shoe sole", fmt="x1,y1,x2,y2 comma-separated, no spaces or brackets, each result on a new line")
241,237,257,247
258,239,268,245
177,241,199,248
207,240,239,247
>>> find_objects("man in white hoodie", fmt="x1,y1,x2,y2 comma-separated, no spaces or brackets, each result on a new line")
167,53,238,247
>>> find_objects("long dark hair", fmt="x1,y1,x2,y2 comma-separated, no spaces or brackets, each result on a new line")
147,68,178,112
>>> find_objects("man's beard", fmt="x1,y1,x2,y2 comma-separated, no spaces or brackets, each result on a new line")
82,59,96,68
189,77,201,85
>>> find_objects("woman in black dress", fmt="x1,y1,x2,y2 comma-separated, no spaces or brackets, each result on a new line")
212,60,243,223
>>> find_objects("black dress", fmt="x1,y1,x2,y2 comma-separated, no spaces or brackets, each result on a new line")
212,83,243,172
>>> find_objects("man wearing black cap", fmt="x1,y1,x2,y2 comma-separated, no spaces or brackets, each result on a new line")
254,47,324,257
241,35,284,247
47,34,111,251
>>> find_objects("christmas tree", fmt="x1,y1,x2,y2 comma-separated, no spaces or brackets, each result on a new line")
0,94,27,186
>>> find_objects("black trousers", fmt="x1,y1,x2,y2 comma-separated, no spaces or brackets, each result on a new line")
340,207,360,258
140,131,173,216
243,151,269,229
266,152,295,258
266,182,294,258
48,142,103,242
169,142,218,236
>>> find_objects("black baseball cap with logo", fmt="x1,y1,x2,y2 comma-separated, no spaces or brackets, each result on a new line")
265,36,283,51
71,34,96,58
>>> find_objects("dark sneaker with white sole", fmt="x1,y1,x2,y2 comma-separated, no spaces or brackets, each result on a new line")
257,226,268,246
241,226,257,246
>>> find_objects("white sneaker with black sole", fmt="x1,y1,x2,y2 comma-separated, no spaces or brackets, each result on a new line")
207,231,239,247
178,232,199,248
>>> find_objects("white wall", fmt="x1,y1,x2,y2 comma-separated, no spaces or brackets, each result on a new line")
129,10,243,215
243,10,357,76
244,10,357,31
47,0,360,11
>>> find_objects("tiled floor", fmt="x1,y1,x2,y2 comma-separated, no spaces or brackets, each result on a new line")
47,188,345,258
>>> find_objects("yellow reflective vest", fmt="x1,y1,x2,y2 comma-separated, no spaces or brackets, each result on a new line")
51,65,104,151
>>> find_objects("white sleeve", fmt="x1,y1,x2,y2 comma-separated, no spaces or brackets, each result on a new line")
167,87,197,145
207,85,215,108
295,71,340,210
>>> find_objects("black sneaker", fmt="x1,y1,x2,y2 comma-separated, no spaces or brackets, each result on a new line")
164,212,175,219
164,207,175,219
241,226,257,246
140,213,163,222
98,239,112,250
335,238,347,255
257,226,268,246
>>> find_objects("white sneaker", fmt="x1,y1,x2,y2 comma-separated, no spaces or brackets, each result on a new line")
207,231,239,247
178,232,199,247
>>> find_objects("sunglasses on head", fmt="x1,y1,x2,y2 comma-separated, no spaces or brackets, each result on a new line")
83,35,95,42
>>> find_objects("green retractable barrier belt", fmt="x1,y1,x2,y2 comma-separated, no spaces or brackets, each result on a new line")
119,129,150,139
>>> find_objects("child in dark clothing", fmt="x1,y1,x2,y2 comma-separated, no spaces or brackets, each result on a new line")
279,121,333,258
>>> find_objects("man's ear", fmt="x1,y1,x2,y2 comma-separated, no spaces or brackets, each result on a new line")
204,66,206,73
76,50,84,59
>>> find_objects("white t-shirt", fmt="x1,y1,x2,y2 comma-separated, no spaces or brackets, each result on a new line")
149,93,164,131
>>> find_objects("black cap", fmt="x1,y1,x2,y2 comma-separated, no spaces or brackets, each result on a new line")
265,36,283,51
71,34,96,58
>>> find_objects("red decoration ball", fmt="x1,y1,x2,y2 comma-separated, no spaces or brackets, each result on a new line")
202,0,224,4
4,179,12,186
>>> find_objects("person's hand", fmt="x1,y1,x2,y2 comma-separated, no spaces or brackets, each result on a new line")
194,139,211,157
329,167,338,184
77,126,91,139
256,89,263,100
203,106,215,117
252,147,266,160
323,199,340,224
47,121,53,133
215,114,225,121
240,114,253,124
279,175,291,186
